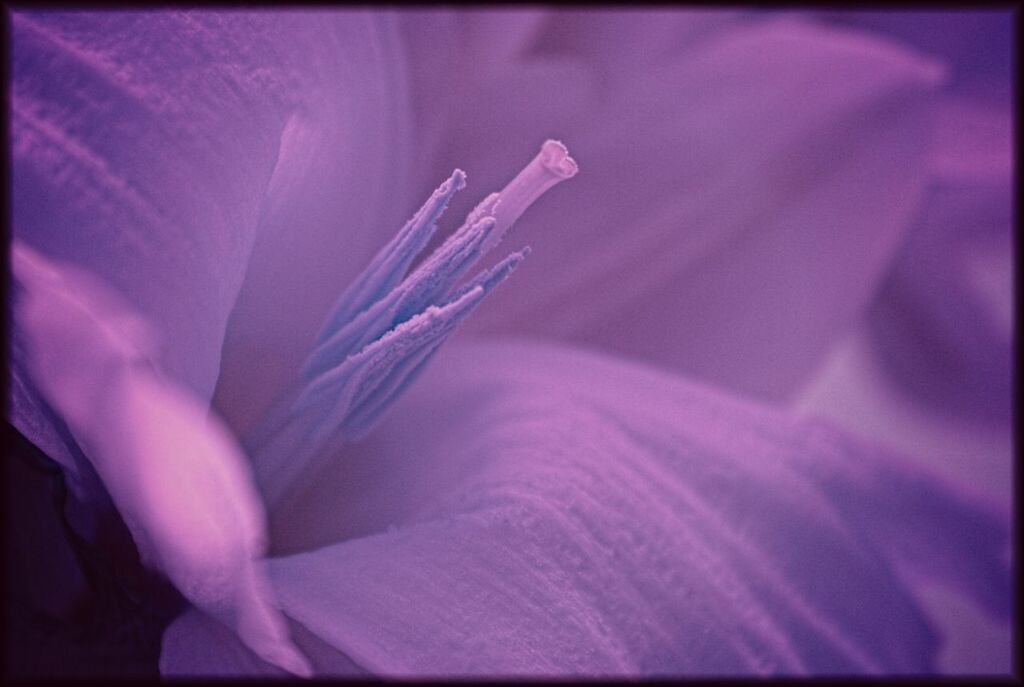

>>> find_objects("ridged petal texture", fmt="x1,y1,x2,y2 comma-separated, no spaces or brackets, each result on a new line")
10,243,311,676
162,341,1009,677
9,10,409,495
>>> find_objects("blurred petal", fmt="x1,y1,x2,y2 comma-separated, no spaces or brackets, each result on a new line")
398,9,550,180
450,19,944,402
796,328,1013,673
11,242,311,677
162,341,1008,676
532,8,743,80
867,97,1013,422
817,10,1012,99
795,95,1013,674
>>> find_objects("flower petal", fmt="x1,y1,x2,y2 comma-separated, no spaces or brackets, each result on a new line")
794,96,1014,673
398,9,551,178
11,242,311,677
448,18,943,402
795,330,1013,673
9,10,341,488
817,10,1012,95
867,97,1013,423
212,11,416,437
10,10,297,403
531,8,742,79
162,341,1008,676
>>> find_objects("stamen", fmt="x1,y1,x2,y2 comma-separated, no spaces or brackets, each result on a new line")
258,287,490,507
313,169,466,346
299,215,496,381
446,247,531,305
250,141,577,509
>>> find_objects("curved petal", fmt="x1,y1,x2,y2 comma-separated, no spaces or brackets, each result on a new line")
866,97,1013,423
795,329,1013,673
398,9,551,181
10,8,414,456
531,8,743,80
10,10,295,404
817,10,1012,96
794,96,1014,673
162,341,1008,676
9,10,340,486
11,242,311,677
451,19,944,402
212,10,417,436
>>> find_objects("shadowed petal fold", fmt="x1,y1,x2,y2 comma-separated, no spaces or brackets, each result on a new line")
162,341,1008,676
9,11,407,492
11,243,311,677
867,97,1013,423
212,11,416,437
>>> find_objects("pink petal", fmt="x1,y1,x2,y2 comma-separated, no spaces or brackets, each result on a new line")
161,341,1008,676
10,10,414,447
11,243,311,676
11,10,291,404
399,11,592,223
866,97,1013,423
212,11,415,436
448,19,943,402
531,8,742,78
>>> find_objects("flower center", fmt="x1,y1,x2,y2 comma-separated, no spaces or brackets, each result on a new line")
249,140,578,509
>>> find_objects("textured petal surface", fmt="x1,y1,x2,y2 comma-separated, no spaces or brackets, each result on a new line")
11,10,291,403
11,243,311,676
162,341,1008,676
413,16,944,402
9,9,412,457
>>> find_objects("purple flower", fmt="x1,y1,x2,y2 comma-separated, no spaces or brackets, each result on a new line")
8,9,1011,678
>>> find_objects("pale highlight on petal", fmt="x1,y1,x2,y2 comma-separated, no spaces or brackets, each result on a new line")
10,241,312,677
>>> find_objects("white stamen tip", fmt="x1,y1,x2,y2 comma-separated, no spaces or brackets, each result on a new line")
540,139,578,179
480,139,578,252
